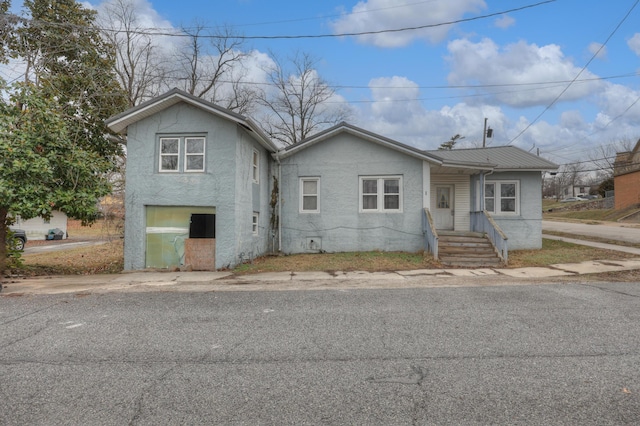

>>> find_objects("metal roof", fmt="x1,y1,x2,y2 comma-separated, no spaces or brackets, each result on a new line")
425,146,558,171
277,122,443,164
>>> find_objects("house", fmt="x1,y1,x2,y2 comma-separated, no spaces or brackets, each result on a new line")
14,210,68,241
613,139,640,210
106,89,558,270
106,88,278,271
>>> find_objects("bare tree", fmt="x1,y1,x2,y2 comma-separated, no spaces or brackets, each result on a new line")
98,0,166,107
169,23,257,114
257,51,351,146
588,137,636,179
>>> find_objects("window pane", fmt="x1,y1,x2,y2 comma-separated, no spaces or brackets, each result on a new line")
437,188,450,209
186,138,204,153
186,155,203,171
501,198,516,212
384,179,399,194
384,194,399,209
161,139,179,154
303,180,317,195
485,198,494,212
485,183,494,197
363,195,377,209
161,155,178,170
302,196,317,211
362,179,377,194
501,183,516,198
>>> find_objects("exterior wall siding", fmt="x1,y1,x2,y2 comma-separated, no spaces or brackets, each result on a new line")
430,175,471,231
279,133,425,254
614,171,640,210
485,171,543,250
123,102,259,270
15,210,68,241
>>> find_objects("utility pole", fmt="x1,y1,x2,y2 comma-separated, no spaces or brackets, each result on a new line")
482,118,493,147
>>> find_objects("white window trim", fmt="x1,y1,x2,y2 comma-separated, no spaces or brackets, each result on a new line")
184,137,205,173
485,180,520,215
359,175,403,213
252,149,260,184
252,212,259,236
299,177,320,213
159,137,180,173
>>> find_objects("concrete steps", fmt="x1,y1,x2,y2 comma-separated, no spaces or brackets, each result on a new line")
438,232,503,267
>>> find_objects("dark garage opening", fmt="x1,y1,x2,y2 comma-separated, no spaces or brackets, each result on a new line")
189,214,215,238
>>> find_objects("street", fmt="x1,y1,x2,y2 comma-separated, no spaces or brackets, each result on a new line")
543,220,640,244
1,283,639,425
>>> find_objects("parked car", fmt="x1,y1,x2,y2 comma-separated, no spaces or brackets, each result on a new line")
560,196,587,203
8,228,27,251
584,194,599,200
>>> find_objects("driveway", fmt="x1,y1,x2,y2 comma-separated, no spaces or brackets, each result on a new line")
23,239,108,254
542,220,640,244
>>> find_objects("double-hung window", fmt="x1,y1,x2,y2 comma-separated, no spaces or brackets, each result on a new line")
300,177,320,213
360,176,402,213
160,138,180,172
185,137,205,172
252,213,259,235
252,149,259,183
485,181,519,215
159,136,205,173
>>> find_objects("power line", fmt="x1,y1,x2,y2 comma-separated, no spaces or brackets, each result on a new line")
1,1,556,40
508,0,640,145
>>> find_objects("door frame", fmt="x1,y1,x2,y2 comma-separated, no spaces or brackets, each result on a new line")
434,184,455,230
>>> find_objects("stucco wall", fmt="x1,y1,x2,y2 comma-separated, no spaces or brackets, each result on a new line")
233,127,274,264
615,171,640,210
123,102,244,270
476,171,543,250
279,133,425,254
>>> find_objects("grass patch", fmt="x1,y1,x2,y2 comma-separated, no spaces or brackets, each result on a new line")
18,239,124,276
234,251,440,274
508,238,637,268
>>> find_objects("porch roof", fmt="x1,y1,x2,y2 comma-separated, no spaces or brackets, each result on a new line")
425,146,558,172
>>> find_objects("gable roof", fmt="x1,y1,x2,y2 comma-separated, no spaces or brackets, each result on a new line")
426,146,558,172
105,88,278,152
276,122,443,164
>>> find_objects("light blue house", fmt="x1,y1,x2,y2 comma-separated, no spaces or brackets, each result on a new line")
107,90,557,270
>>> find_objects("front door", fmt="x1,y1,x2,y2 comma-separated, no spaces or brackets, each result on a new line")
434,185,454,230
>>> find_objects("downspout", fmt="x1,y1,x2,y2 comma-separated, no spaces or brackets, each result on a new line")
276,155,282,253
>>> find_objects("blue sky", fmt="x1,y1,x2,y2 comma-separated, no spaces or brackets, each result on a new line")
83,0,640,167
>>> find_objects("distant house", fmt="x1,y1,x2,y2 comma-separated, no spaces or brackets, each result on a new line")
106,89,558,270
614,139,640,210
15,210,68,241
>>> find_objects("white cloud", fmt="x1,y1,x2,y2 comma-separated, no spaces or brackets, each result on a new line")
446,38,604,108
588,42,607,60
494,15,515,29
330,0,485,47
628,33,640,56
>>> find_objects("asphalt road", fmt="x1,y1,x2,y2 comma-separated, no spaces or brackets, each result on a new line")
1,284,639,425
543,220,640,244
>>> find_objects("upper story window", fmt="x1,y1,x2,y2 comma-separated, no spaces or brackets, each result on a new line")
160,138,180,172
485,181,519,215
159,136,205,173
185,138,205,172
252,149,259,183
300,177,320,213
359,176,402,213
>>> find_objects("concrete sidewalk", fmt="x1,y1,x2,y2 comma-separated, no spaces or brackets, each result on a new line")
543,233,640,255
3,257,640,295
